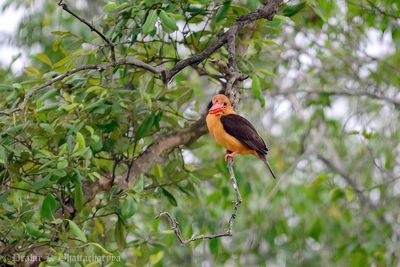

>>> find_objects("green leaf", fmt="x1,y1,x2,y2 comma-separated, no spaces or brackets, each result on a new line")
149,251,164,265
120,195,136,219
67,219,87,242
344,187,355,202
33,53,52,66
330,187,344,201
262,40,279,46
33,176,51,190
37,103,59,112
53,55,72,69
6,123,29,136
85,243,113,256
349,248,368,267
306,93,331,107
0,146,7,164
51,218,63,224
213,0,231,24
161,188,178,207
209,238,219,256
308,219,322,240
40,194,59,221
114,218,126,249
51,30,77,38
143,10,158,35
362,129,375,139
74,132,86,152
57,158,68,169
192,167,219,179
257,68,275,77
39,123,55,135
25,66,41,76
159,10,178,31
307,173,328,188
134,176,144,192
348,130,360,135
86,85,104,95
74,178,84,211
154,163,163,178
311,6,327,22
176,89,194,108
38,88,58,101
26,223,44,238
59,103,78,112
135,113,156,140
251,74,265,107
103,3,117,11
283,2,306,17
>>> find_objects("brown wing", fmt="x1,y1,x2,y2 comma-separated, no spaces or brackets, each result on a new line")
220,114,268,156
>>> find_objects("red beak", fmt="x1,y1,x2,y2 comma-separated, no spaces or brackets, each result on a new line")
209,102,224,114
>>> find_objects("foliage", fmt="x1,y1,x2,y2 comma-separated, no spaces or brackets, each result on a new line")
0,0,399,266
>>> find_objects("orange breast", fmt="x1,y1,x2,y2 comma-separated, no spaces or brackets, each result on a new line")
206,114,255,154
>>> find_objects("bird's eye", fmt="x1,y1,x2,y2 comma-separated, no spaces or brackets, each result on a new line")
223,102,227,107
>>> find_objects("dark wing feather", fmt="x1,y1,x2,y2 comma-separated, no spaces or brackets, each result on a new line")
220,114,268,155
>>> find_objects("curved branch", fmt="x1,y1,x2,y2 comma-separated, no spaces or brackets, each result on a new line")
156,157,242,245
164,0,282,82
121,0,282,185
124,115,208,185
58,0,116,62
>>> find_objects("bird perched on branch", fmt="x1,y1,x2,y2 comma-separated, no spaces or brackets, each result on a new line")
206,94,276,179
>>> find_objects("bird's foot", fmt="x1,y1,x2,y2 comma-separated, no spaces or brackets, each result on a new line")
224,151,238,161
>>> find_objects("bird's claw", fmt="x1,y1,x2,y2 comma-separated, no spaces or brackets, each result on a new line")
224,151,238,161
224,154,233,161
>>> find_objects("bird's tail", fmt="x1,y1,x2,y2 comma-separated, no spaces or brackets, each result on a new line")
259,155,277,179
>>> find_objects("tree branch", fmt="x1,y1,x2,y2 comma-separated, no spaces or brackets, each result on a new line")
1,0,282,116
58,0,116,62
8,186,46,196
164,0,282,82
317,152,400,242
38,0,283,201
123,115,208,186
346,0,400,20
119,0,282,185
156,157,242,245
0,58,162,116
0,0,282,224
317,154,365,197
0,0,284,261
227,33,238,70
266,89,400,107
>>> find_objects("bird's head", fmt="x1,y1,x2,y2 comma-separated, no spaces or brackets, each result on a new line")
208,94,234,115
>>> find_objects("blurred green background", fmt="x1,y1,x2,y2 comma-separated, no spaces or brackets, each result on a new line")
0,0,399,266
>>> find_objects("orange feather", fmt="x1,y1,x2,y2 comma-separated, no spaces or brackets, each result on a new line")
206,94,276,179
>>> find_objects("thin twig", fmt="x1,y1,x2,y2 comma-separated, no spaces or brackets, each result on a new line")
156,157,242,245
191,65,225,84
8,186,46,196
58,0,116,62
346,0,400,20
226,157,242,233
317,147,400,241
